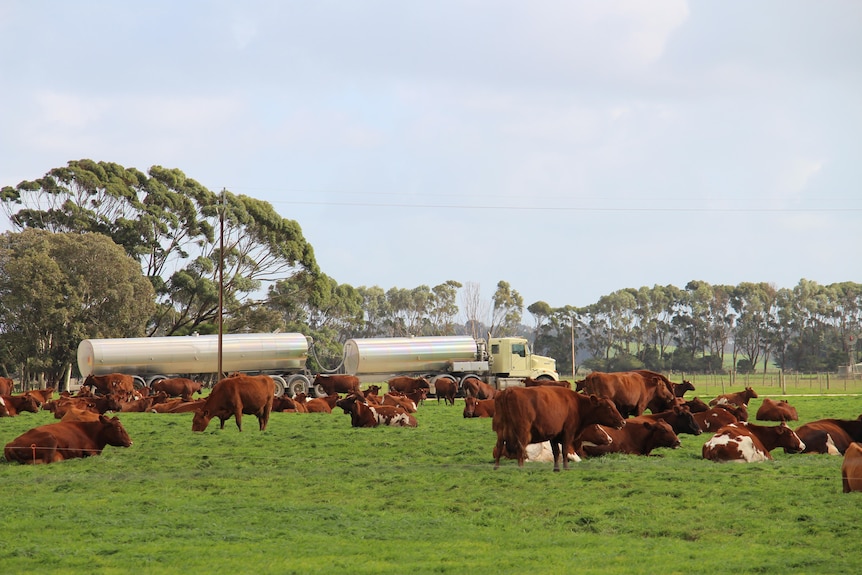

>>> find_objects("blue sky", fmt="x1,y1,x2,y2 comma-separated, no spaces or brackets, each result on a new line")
1,1,860,316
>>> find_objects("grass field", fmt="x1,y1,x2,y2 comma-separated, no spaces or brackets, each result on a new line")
2,387,861,574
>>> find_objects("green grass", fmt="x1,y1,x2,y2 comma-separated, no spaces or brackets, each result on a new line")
2,391,862,574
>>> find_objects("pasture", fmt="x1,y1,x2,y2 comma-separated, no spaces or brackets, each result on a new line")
2,390,861,574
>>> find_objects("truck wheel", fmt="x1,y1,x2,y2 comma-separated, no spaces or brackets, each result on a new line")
286,375,310,398
314,384,328,398
270,375,287,398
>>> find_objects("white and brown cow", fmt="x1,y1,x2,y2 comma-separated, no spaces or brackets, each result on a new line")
702,422,805,463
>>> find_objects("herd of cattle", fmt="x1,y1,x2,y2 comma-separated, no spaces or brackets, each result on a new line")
1,370,861,491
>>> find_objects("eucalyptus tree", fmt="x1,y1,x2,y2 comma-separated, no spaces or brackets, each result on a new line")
460,281,489,340
0,230,155,386
730,282,779,373
488,281,523,337
356,285,390,337
427,280,463,335
1,160,318,336
527,300,553,345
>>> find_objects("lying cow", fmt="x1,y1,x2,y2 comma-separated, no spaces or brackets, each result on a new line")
192,374,275,432
151,377,203,401
336,393,417,428
702,422,805,463
577,420,680,457
4,415,132,464
463,396,495,418
756,398,799,422
709,387,758,408
794,415,862,454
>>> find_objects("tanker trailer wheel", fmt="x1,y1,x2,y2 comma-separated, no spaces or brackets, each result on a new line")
270,375,287,398
286,374,310,398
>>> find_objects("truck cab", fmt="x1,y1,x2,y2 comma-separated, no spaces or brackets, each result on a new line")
488,337,558,380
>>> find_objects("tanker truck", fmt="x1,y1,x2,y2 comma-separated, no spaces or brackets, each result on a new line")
340,335,559,394
76,333,559,398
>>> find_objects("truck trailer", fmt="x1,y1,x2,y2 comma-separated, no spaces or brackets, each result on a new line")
76,333,559,397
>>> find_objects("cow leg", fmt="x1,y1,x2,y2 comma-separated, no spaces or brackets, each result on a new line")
234,410,243,431
550,440,562,472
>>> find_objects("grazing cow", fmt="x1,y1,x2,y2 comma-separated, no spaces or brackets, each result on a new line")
463,396,495,418
709,387,758,408
0,376,14,395
84,373,136,400
702,422,805,463
523,377,572,389
0,394,42,416
313,374,362,397
577,419,681,457
151,377,203,401
756,398,799,422
630,404,702,436
580,370,676,418
387,376,431,395
794,416,862,455
336,393,417,427
842,442,862,493
4,415,132,464
692,406,740,432
461,377,497,400
433,377,458,405
492,386,625,471
192,374,275,432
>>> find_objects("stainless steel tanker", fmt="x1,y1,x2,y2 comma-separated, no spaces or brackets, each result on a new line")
75,333,559,397
77,333,313,397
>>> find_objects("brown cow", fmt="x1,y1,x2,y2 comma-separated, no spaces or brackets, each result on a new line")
463,396,495,418
0,394,42,416
461,377,496,400
682,396,710,413
151,377,203,401
692,406,740,432
709,387,758,408
387,376,431,395
192,374,275,432
580,371,676,418
492,386,625,471
305,394,338,413
117,396,155,412
523,377,571,389
313,374,362,397
84,373,136,400
4,415,132,464
433,377,458,405
842,442,862,493
630,404,702,436
362,385,382,397
794,416,862,455
0,396,8,417
702,422,805,463
48,395,122,418
60,407,102,422
577,419,681,457
382,392,418,413
755,398,799,422
0,376,14,395
336,393,417,427
26,388,55,404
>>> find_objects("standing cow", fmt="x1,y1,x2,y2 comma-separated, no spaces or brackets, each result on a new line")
192,374,275,432
580,371,676,418
492,386,625,472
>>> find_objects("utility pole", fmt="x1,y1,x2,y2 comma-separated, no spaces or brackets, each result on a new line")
217,189,226,381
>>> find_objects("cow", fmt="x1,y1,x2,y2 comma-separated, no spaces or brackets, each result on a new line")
387,376,431,395
313,374,362,397
714,402,749,422
26,388,55,404
842,442,862,493
520,441,583,463
492,386,626,471
673,380,696,398
0,376,14,395
305,394,339,413
0,396,9,417
682,396,710,413
709,387,758,408
579,370,676,418
0,394,42,416
336,393,417,427
433,377,458,405
4,415,132,464
117,396,155,412
461,377,497,400
191,374,275,432
60,407,102,422
630,404,702,436
47,395,122,418
577,419,681,457
794,416,862,455
702,422,805,463
756,398,799,422
523,377,572,389
382,392,418,413
151,377,203,401
463,396,495,418
362,385,382,397
692,406,740,432
84,373,136,400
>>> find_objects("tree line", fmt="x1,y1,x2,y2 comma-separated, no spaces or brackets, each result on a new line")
1,160,859,384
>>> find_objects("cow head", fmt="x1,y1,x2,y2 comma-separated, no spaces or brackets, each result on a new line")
100,415,133,447
645,420,681,450
463,396,478,418
191,409,213,432
587,395,626,429
673,405,702,435
777,422,806,454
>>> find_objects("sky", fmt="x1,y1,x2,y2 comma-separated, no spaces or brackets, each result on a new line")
1,1,860,315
